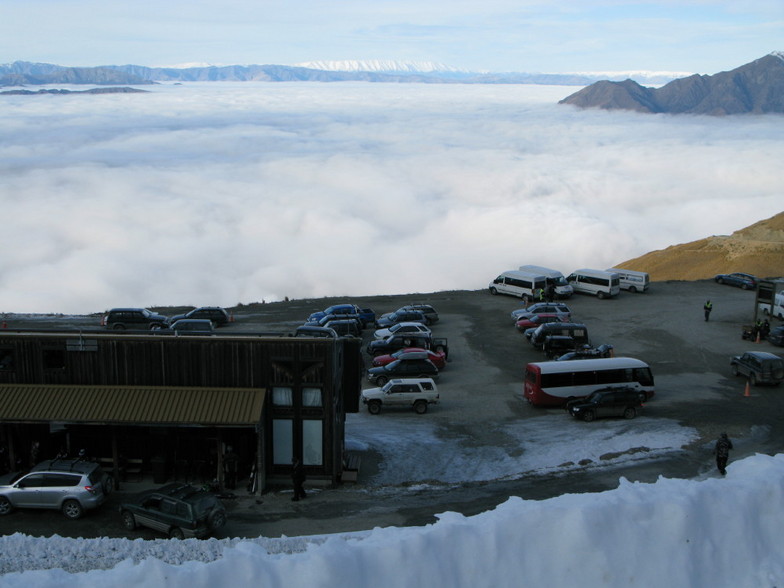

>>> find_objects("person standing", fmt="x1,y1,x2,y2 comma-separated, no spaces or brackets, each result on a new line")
223,446,239,490
714,432,733,475
704,300,713,321
291,457,307,501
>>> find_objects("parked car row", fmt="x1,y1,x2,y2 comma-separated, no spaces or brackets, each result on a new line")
300,303,377,337
0,457,228,538
101,307,231,332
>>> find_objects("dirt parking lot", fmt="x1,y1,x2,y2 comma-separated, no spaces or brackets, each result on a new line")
1,279,783,540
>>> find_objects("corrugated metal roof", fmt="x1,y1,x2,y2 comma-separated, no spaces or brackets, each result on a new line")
0,384,265,426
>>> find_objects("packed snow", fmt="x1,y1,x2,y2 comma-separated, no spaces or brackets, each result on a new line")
1,453,783,586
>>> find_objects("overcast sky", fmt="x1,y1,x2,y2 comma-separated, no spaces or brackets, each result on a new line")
1,82,781,314
2,1,782,74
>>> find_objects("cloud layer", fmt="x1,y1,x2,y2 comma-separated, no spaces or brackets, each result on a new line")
0,82,781,314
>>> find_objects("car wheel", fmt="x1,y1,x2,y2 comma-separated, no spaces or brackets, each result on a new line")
623,407,637,419
122,510,137,530
750,373,757,386
169,527,185,540
717,278,724,284
375,376,388,386
582,410,596,422
112,324,126,330
489,287,498,295
731,364,739,376
208,509,227,530
368,401,381,415
0,496,13,516
597,291,606,299
103,475,114,496
62,499,84,520
742,283,751,290
628,286,637,294
413,400,428,414
150,324,162,330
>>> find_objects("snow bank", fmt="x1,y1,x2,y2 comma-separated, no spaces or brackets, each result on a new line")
1,454,783,587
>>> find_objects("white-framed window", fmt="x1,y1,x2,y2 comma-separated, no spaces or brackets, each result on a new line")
302,420,323,466
273,419,293,465
302,387,323,407
272,386,293,406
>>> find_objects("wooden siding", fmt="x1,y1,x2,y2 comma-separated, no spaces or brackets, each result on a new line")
0,384,265,426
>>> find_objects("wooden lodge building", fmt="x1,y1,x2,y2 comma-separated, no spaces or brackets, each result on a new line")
0,330,364,492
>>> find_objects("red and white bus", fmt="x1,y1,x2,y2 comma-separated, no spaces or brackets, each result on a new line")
524,357,655,407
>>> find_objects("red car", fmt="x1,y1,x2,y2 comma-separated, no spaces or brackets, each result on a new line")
515,313,566,332
371,347,447,370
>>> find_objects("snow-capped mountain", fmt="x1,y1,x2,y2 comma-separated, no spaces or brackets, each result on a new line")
294,60,468,74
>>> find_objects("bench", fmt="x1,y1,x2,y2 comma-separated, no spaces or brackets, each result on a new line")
342,454,361,483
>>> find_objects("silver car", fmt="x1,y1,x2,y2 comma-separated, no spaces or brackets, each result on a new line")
0,458,110,519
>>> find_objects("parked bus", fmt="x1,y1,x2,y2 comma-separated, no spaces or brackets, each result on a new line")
566,269,621,299
489,270,547,300
523,357,655,407
606,268,650,294
518,265,574,299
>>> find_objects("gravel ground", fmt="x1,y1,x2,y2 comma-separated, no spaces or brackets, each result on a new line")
1,279,782,541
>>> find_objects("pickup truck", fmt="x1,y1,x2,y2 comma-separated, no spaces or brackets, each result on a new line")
361,378,440,414
367,333,448,358
307,304,376,329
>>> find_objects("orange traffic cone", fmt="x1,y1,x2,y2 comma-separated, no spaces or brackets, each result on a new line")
744,380,751,397
756,331,761,343
229,311,234,323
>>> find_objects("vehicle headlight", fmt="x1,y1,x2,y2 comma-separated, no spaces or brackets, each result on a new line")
572,407,580,412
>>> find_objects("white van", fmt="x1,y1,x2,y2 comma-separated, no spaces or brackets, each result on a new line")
566,269,621,299
759,292,784,320
518,265,574,299
489,271,547,300
606,268,650,294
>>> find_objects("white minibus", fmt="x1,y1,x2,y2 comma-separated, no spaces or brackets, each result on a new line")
566,269,621,299
518,265,574,298
489,271,547,300
606,268,650,293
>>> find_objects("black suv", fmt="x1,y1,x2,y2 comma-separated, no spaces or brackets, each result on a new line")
167,306,230,327
0,458,111,519
566,386,646,422
120,483,227,539
102,308,168,330
730,351,784,386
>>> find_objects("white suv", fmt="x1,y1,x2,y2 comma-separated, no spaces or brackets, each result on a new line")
361,378,439,414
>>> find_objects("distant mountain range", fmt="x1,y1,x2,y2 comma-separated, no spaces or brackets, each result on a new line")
0,60,683,88
560,52,784,115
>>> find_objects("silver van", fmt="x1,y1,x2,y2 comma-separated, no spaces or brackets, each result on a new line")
489,271,547,300
606,268,650,293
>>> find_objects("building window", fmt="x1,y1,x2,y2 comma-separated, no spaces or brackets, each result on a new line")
272,419,293,465
272,387,293,406
0,349,14,371
302,387,323,407
42,348,66,370
302,420,323,466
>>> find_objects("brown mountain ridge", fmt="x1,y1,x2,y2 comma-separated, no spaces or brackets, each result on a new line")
560,52,784,115
615,212,784,281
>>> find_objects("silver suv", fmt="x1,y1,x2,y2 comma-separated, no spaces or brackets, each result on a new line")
361,378,440,414
0,458,111,519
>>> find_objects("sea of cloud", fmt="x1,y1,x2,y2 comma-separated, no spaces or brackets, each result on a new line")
0,82,781,314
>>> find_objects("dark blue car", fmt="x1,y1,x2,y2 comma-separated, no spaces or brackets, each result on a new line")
714,273,757,290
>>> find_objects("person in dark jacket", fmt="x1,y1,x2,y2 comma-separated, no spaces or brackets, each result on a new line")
714,432,733,475
291,457,307,501
223,446,239,490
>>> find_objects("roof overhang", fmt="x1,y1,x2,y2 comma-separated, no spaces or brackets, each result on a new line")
0,384,265,426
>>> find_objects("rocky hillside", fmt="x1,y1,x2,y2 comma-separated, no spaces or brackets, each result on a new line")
615,212,784,281
560,52,784,115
